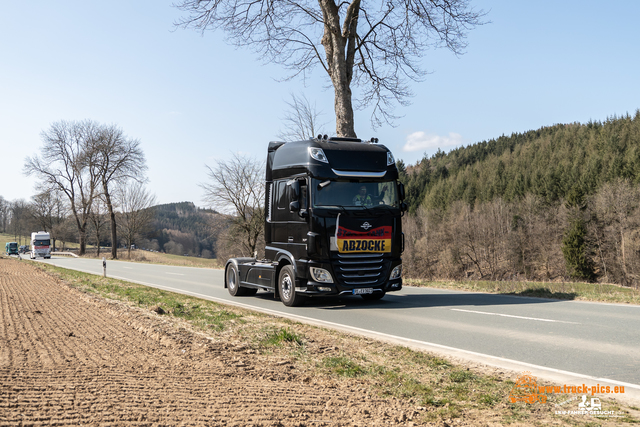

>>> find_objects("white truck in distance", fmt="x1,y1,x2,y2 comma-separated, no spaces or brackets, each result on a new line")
30,231,51,259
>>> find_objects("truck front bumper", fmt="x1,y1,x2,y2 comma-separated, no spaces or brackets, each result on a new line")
295,278,402,296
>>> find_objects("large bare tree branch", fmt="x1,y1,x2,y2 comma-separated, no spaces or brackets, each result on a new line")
175,0,486,135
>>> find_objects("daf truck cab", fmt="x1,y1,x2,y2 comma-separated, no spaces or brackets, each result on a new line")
225,136,406,306
30,231,51,259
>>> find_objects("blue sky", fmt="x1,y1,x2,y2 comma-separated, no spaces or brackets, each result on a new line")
2,1,639,206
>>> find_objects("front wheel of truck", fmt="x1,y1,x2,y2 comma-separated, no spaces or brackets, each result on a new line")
278,265,303,307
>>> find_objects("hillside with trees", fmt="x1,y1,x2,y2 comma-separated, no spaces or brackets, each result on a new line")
401,111,640,287
144,202,221,259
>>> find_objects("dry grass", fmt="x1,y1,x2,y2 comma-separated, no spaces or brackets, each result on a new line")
0,232,29,249
79,247,223,269
405,278,640,305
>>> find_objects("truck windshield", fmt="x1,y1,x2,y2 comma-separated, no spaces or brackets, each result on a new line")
9,243,17,248
312,179,399,209
34,239,50,246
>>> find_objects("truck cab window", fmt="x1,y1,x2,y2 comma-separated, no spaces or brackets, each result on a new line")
276,181,288,210
312,180,398,209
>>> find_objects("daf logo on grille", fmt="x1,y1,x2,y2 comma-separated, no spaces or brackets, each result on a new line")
361,222,372,230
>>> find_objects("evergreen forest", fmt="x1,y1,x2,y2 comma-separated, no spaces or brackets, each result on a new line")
400,111,640,287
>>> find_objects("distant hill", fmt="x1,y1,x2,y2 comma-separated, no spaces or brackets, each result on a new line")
401,111,640,213
398,111,640,286
144,202,221,258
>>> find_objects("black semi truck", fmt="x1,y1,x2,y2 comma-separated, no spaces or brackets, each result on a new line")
224,136,407,306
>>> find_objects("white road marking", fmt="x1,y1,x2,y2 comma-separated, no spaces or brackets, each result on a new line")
122,267,133,269
450,308,580,324
165,272,185,276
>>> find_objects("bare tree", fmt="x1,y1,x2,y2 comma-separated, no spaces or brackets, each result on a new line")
24,120,102,255
277,93,327,141
9,199,34,245
30,189,67,251
88,195,109,256
95,125,147,259
0,196,9,233
176,0,485,136
593,179,640,286
200,153,265,258
116,182,156,259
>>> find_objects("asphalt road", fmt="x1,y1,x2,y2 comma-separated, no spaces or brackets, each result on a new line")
33,254,640,402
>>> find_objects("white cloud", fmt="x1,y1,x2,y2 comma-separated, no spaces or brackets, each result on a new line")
402,131,464,152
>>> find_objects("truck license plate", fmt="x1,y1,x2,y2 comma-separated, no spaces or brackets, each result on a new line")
353,288,373,295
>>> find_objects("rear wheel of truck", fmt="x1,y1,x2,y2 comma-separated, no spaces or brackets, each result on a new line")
278,265,303,307
226,264,252,296
361,291,385,301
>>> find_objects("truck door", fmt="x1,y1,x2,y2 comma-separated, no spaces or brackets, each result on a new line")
271,178,308,260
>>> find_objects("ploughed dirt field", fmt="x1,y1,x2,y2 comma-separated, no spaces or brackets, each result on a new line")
0,258,420,426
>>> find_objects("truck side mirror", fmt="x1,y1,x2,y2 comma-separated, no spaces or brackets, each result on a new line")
398,182,406,201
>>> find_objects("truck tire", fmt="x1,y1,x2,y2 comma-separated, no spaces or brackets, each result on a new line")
361,291,385,301
226,264,249,296
278,265,303,307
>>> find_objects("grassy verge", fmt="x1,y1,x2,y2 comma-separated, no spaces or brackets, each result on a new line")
78,248,223,269
405,278,640,305
31,260,638,426
0,232,86,250
0,233,29,250
1,232,221,268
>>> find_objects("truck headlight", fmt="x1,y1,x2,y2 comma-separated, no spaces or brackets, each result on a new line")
309,147,329,163
390,265,402,279
310,267,333,283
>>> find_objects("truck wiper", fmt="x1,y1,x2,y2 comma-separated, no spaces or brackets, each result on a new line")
356,205,375,217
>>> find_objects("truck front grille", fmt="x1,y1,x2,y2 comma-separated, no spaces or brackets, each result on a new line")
333,253,387,286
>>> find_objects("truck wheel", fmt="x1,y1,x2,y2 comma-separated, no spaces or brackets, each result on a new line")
361,291,385,301
278,265,303,307
226,264,246,296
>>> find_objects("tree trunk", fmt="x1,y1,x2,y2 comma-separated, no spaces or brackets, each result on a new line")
319,0,359,138
333,78,356,137
109,209,117,259
79,229,86,255
621,228,628,284
102,179,118,260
